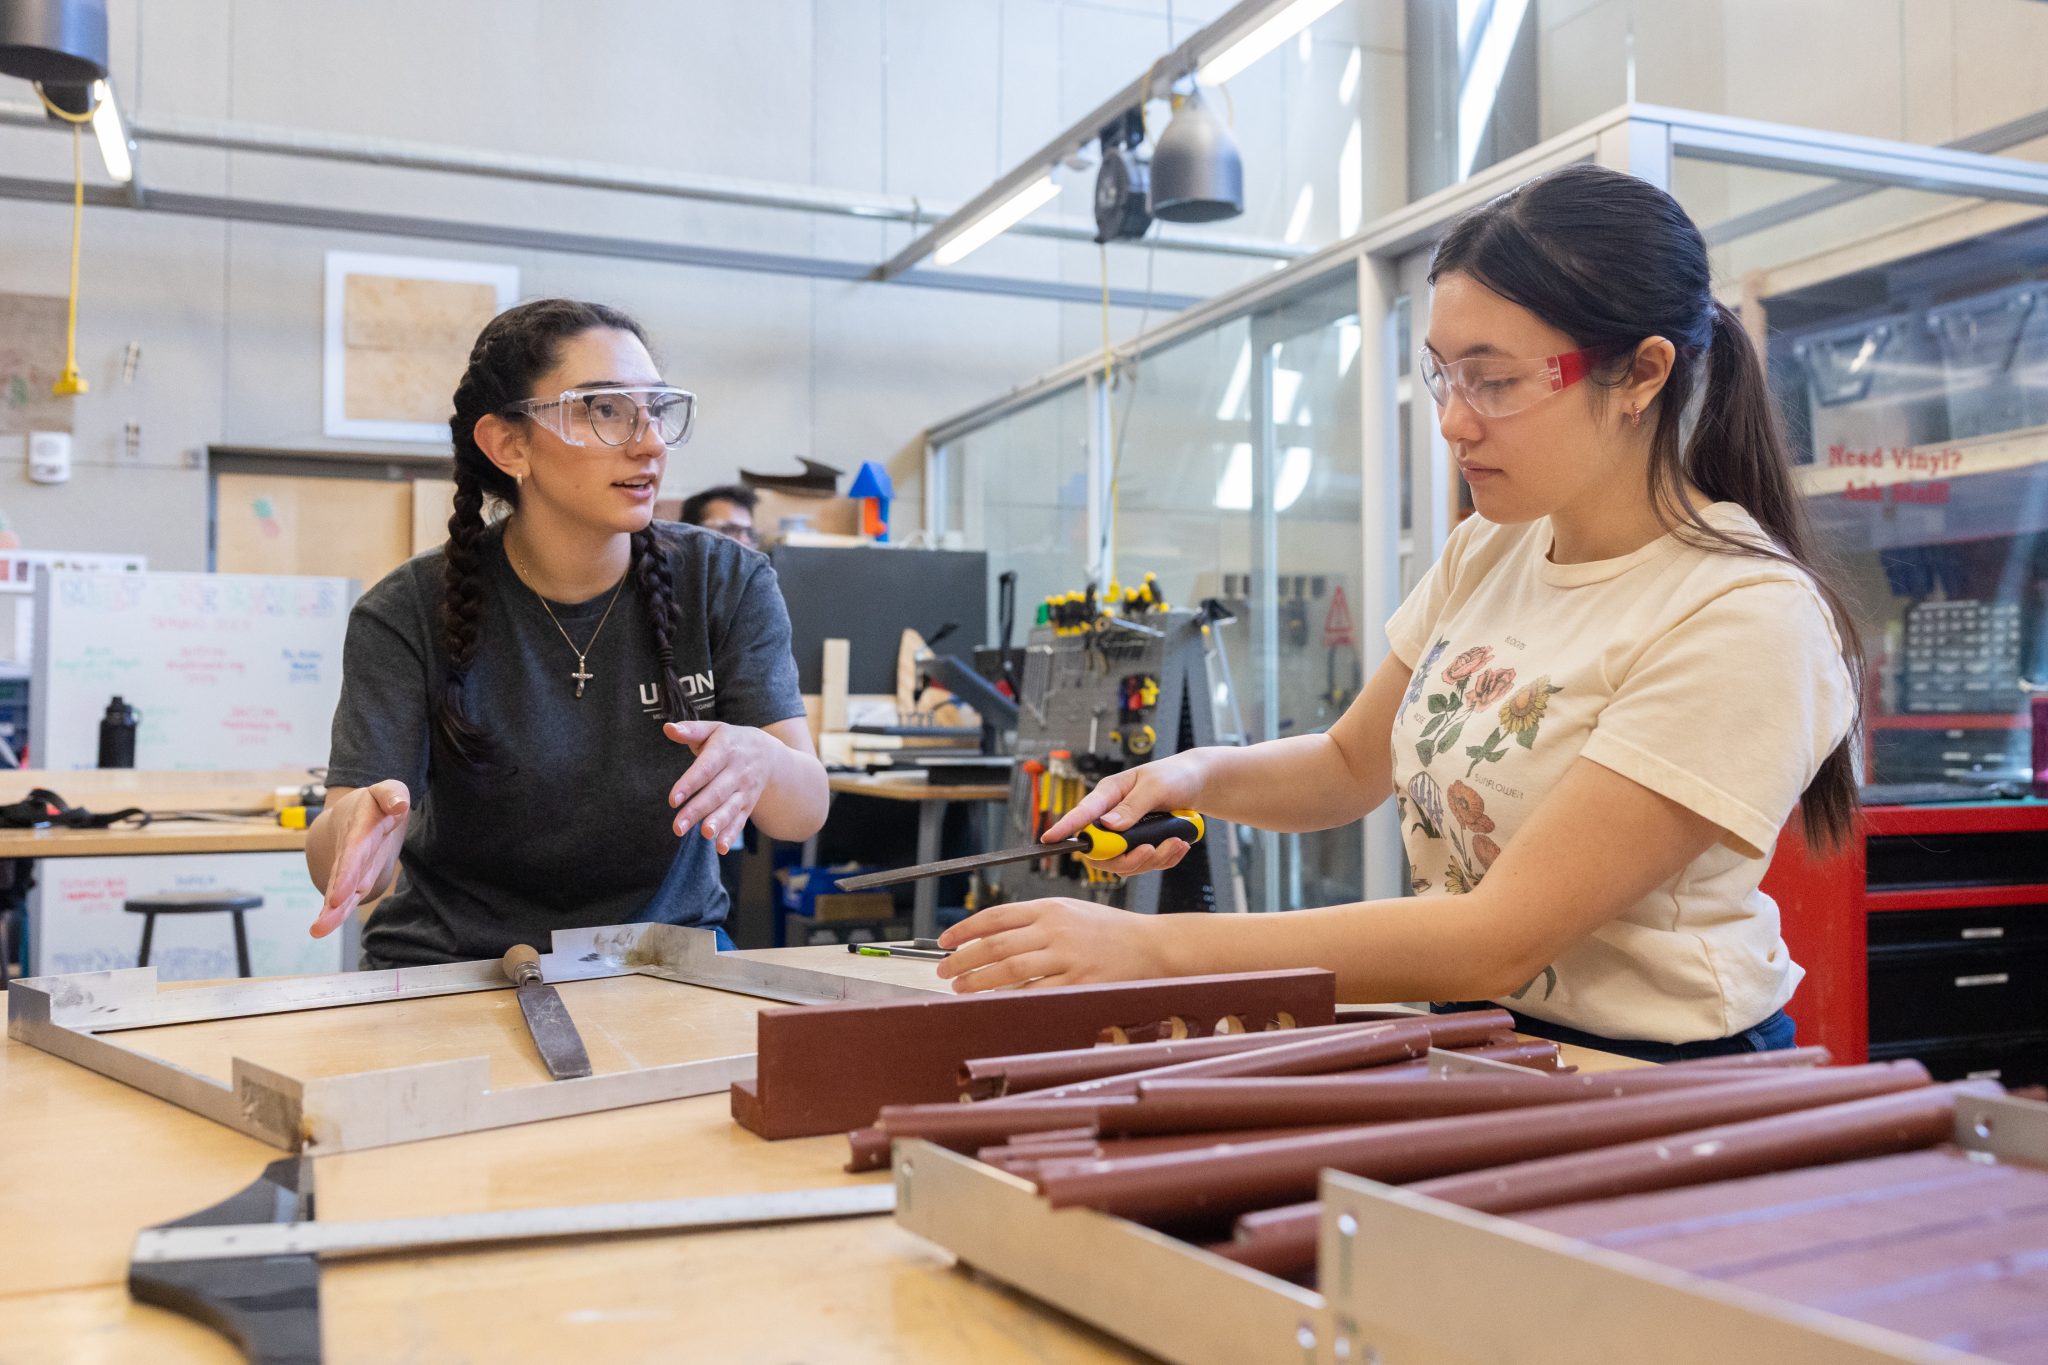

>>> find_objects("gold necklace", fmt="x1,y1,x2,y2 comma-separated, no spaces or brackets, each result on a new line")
506,543,627,699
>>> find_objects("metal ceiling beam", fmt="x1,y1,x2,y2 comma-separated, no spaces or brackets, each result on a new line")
1702,104,2048,246
871,0,1303,282
0,98,1305,263
0,173,1203,311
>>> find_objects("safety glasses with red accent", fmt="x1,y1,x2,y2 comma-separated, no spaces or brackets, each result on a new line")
1417,346,1611,419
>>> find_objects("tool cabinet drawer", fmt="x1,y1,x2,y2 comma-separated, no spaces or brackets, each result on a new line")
1868,1032,2048,1087
1865,830,2048,890
1867,904,2048,953
1867,943,2048,1045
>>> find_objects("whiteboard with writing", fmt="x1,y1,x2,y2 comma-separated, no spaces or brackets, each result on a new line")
32,570,355,771
31,852,340,978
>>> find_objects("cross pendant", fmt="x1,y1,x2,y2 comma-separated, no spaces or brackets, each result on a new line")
571,658,593,698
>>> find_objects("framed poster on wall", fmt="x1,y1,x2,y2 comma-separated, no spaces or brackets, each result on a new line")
322,252,518,443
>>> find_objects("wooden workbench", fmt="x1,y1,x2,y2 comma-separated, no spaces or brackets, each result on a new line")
0,946,1631,1363
0,767,311,858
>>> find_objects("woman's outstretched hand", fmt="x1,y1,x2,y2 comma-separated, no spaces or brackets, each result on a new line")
311,781,410,938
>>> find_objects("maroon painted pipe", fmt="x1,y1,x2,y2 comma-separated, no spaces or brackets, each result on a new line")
844,1097,1133,1171
1211,1200,1323,1280
1216,1077,1987,1282
982,1123,1364,1174
1649,1045,1833,1071
965,1010,1513,1099
1407,1078,1993,1215
1370,1039,1567,1074
1010,1018,1441,1105
1032,1061,1931,1226
1106,1064,1788,1138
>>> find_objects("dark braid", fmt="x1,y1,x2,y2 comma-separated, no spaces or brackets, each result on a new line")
435,298,664,767
632,527,690,723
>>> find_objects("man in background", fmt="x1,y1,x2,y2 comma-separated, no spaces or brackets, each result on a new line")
679,484,758,548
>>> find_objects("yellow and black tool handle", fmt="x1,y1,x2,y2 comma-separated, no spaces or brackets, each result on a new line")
1071,810,1205,862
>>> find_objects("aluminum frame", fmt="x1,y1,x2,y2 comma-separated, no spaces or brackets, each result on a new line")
6,922,939,1155
893,1091,2048,1365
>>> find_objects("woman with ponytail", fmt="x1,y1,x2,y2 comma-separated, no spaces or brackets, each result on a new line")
306,299,826,967
936,165,1860,1062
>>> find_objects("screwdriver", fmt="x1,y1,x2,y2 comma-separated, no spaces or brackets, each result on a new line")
833,811,1206,892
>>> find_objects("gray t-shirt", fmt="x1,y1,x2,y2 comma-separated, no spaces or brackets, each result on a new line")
327,520,805,968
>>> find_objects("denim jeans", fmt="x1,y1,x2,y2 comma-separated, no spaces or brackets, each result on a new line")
1431,1001,1797,1064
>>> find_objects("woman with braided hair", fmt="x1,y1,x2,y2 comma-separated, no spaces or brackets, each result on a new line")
305,299,825,966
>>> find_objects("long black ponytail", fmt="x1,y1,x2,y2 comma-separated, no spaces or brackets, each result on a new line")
436,299,689,768
1430,163,1863,849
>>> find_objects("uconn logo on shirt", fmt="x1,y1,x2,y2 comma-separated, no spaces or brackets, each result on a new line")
641,668,717,720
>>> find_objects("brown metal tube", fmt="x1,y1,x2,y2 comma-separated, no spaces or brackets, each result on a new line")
964,1011,1512,1098
844,1097,1132,1171
1211,1200,1323,1280
1107,1065,1790,1138
1407,1078,1995,1215
1650,1045,1833,1071
1010,1018,1440,1104
1033,1061,1930,1225
982,1124,1362,1175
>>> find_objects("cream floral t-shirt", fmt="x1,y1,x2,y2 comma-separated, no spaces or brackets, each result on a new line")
1386,502,1855,1044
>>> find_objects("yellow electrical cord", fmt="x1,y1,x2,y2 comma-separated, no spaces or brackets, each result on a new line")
34,84,93,397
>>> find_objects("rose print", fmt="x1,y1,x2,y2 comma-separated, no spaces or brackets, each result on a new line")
1446,781,1495,834
1468,667,1516,708
1442,646,1493,683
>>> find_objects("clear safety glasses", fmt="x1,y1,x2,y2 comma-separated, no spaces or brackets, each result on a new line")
503,385,697,448
1417,346,1609,419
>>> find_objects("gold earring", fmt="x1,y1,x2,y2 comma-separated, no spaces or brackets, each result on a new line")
1629,406,1642,429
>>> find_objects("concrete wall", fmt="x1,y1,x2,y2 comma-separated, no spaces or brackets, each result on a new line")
0,0,1403,573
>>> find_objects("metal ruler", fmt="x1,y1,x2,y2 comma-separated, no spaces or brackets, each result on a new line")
133,1183,897,1264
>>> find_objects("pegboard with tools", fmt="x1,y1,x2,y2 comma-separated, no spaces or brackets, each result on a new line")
992,576,1245,917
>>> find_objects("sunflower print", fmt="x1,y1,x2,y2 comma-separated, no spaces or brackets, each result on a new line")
1410,644,1565,777
1500,675,1563,739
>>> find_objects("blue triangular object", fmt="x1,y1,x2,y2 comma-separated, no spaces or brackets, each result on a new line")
848,461,894,501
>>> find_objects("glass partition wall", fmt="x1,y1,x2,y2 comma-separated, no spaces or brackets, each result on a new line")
928,105,2048,914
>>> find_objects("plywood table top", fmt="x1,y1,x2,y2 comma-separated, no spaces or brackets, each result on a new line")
0,947,1146,1364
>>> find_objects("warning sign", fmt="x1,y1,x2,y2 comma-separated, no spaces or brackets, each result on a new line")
1323,585,1355,648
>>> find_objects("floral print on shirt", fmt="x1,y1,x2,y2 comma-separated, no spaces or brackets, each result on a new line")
1409,639,1564,777
1399,638,1564,1002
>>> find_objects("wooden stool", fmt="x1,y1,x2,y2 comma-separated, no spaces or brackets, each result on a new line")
125,892,263,978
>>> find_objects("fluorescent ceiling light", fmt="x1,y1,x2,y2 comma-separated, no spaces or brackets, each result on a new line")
1197,0,1347,87
1338,118,1362,235
1215,442,1314,511
932,174,1060,267
1277,445,1313,509
1273,366,1304,423
1337,320,1361,374
1283,184,1315,243
1216,341,1252,420
91,80,131,184
1456,0,1531,178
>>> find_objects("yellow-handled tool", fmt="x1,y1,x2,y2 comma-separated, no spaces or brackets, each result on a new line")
833,811,1205,892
